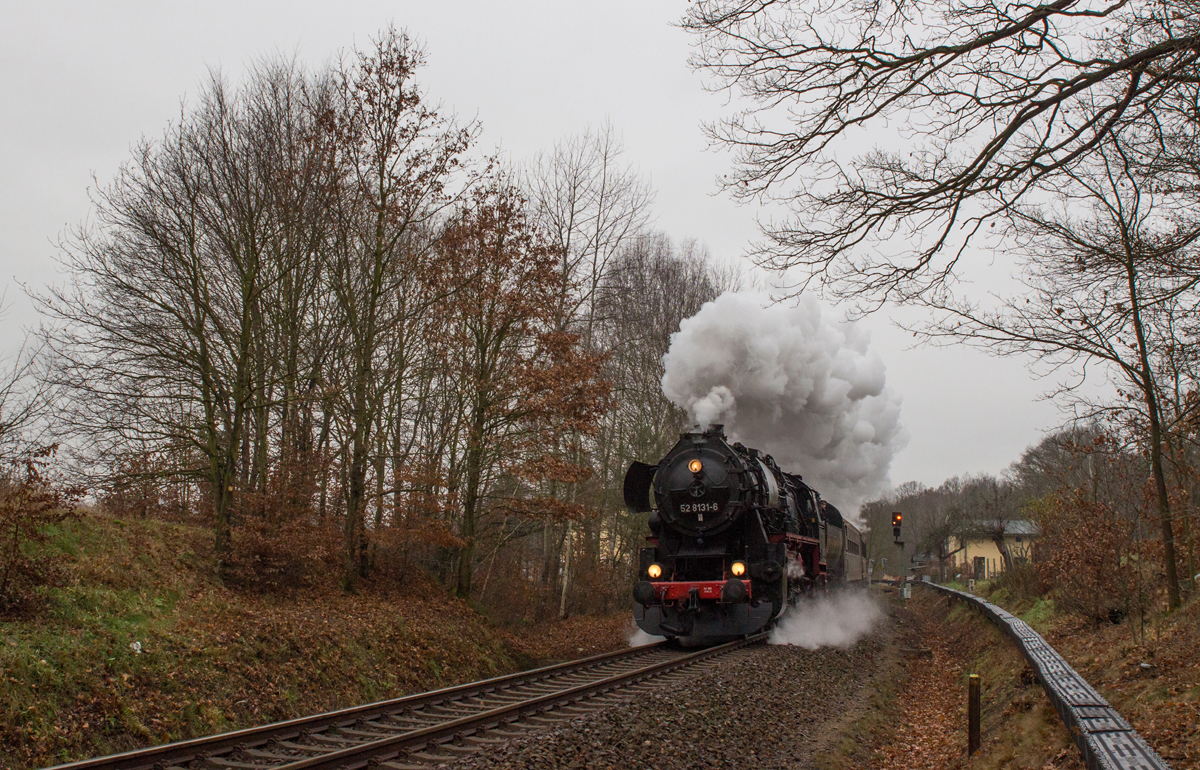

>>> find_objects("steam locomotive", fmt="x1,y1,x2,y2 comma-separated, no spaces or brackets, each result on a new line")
625,425,867,641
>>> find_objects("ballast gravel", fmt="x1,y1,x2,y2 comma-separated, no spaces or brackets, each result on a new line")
450,615,893,770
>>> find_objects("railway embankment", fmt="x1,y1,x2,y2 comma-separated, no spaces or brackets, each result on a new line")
869,586,1085,769
868,581,1195,769
959,579,1199,768
9,514,1194,770
0,516,628,770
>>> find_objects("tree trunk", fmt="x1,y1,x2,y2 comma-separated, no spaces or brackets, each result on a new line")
211,451,235,570
317,404,333,521
457,439,484,598
558,521,574,619
1147,417,1181,609
344,416,371,582
1126,254,1182,610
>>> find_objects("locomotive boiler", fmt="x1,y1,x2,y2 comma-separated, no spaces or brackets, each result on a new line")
624,425,867,641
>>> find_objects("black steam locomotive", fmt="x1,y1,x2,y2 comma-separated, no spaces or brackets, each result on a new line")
624,425,867,641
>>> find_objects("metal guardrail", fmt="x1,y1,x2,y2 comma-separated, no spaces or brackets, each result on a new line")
920,582,1171,770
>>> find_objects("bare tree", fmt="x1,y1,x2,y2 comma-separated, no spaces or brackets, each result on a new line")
522,124,652,615
913,137,1200,608
42,65,335,563
684,0,1200,301
523,122,654,336
0,333,50,462
435,180,607,598
245,63,341,511
327,28,477,582
582,234,732,608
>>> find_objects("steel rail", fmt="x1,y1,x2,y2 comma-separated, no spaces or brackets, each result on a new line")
44,640,677,770
274,633,766,770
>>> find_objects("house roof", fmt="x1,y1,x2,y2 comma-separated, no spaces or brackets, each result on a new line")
966,519,1040,537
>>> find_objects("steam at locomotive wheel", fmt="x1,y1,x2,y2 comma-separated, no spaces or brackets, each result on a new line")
625,425,868,642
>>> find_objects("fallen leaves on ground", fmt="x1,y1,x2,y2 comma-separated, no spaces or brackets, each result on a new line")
497,613,631,663
874,596,971,769
873,591,1085,770
1037,597,1200,769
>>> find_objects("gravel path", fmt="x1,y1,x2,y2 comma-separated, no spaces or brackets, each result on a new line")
451,614,894,770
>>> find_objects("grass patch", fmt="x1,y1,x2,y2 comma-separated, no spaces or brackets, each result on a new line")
1021,597,1056,630
0,515,528,770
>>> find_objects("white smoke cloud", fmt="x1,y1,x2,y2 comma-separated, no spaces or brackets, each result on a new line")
768,592,882,649
661,291,905,516
628,623,663,647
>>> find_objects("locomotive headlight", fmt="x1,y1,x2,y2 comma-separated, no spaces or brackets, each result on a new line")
647,563,663,579
688,458,703,474
730,561,746,577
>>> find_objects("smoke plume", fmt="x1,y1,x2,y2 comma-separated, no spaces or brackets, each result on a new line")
628,624,662,647
661,291,905,516
768,592,882,649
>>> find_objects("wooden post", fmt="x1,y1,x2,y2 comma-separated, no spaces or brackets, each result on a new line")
968,673,981,755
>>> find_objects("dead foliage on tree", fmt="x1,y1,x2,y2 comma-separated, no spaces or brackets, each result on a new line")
1030,489,1138,626
0,446,84,615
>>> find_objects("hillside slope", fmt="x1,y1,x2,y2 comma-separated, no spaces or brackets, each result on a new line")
0,516,626,770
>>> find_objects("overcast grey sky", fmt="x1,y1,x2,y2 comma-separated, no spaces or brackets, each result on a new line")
0,1,1070,489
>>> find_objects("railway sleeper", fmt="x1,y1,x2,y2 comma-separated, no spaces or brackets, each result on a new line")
419,705,481,718
481,690,549,701
302,733,360,746
205,758,269,770
467,697,526,707
241,749,299,761
277,741,340,753
426,743,479,757
519,715,561,727
378,716,444,728
460,735,512,746
403,750,458,764
333,727,394,739
485,727,533,738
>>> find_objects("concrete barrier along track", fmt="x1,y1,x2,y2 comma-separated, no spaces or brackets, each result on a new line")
921,582,1171,770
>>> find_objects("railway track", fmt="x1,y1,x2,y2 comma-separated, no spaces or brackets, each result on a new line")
48,635,764,770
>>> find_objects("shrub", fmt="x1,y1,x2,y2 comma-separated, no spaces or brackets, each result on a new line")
225,515,342,592
370,518,464,588
221,461,343,592
990,560,1048,604
0,445,84,615
100,450,197,522
1031,490,1134,625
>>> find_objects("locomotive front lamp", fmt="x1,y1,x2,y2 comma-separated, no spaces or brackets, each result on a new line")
647,563,663,579
688,458,703,474
730,561,746,577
